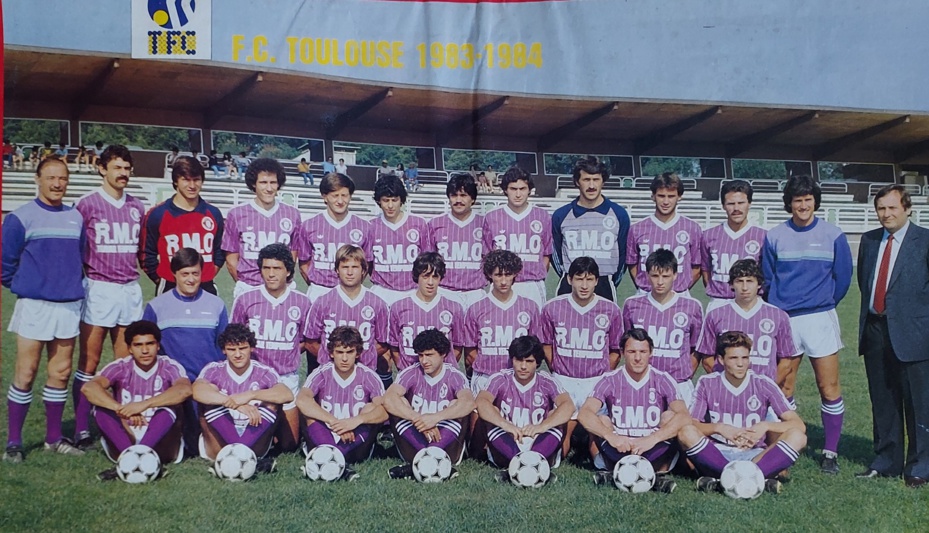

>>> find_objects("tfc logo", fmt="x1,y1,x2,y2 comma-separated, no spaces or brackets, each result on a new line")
675,230,690,245
745,240,761,255
288,306,302,321
595,314,610,329
201,218,215,231
407,229,420,242
517,311,531,327
759,318,776,335
361,306,375,321
673,312,689,328
746,395,762,412
472,228,483,240
530,220,543,234
353,385,365,401
130,208,141,222
280,218,294,232
350,229,364,243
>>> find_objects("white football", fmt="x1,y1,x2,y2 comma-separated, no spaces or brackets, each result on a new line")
302,445,346,482
116,444,161,484
508,450,551,488
213,443,257,482
412,446,453,483
612,454,656,493
720,460,765,499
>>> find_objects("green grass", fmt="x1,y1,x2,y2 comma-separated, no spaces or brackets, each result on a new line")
2,268,928,532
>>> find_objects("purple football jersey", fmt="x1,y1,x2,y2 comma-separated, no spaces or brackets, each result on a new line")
482,205,553,282
485,369,565,427
396,363,469,414
590,366,680,437
540,295,623,379
197,360,283,427
303,286,388,369
388,293,465,370
462,293,540,375
690,371,793,448
700,223,766,299
231,286,312,375
427,212,486,291
621,293,704,382
220,200,302,286
99,355,187,422
696,300,800,381
366,212,429,291
625,214,703,293
76,189,145,283
294,212,369,288
302,362,385,419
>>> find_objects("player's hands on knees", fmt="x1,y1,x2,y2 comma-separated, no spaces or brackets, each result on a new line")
227,392,254,408
329,417,360,435
339,431,356,443
630,435,656,455
414,413,440,432
505,424,525,442
424,427,442,443
117,401,149,418
127,414,147,427
606,433,633,453
521,424,544,438
237,404,261,426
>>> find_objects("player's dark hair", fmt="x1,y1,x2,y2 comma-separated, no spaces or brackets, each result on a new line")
645,249,678,274
326,325,364,355
650,172,684,195
124,320,162,345
572,156,610,186
97,144,133,170
728,258,764,286
334,244,370,276
720,179,753,204
412,252,446,283
482,249,523,281
620,328,654,352
374,175,407,204
508,335,545,365
218,323,257,349
245,157,287,192
568,256,600,278
320,172,355,196
446,172,479,201
500,166,534,191
716,330,753,357
412,329,451,357
782,175,821,213
36,156,69,177
170,247,204,273
258,243,296,283
170,155,205,189
873,184,913,210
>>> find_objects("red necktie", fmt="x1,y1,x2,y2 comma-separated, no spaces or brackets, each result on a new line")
873,234,893,314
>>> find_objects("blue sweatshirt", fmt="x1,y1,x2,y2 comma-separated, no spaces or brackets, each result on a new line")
761,217,852,317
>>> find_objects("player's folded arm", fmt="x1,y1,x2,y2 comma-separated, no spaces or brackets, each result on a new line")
144,378,192,408
80,376,123,412
576,397,611,438
192,379,229,405
251,383,294,406
541,392,575,431
433,389,475,423
382,383,417,420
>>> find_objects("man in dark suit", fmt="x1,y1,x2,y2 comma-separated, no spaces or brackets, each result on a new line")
857,184,929,488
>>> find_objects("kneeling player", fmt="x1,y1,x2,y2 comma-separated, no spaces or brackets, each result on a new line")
193,324,294,471
679,331,807,494
577,328,689,493
383,330,475,479
81,320,191,480
297,326,388,481
475,335,574,483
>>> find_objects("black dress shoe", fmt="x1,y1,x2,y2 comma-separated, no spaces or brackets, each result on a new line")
856,468,889,479
904,476,927,488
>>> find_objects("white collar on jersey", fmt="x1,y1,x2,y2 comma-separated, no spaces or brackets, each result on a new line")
322,209,353,228
259,284,292,306
502,204,533,222
721,370,754,396
511,371,537,393
336,285,368,307
423,364,448,386
566,293,602,315
331,365,358,388
621,366,652,390
447,211,476,227
95,188,126,209
412,292,442,312
379,210,409,230
722,221,755,240
250,198,280,217
132,358,160,380
225,361,255,385
730,298,763,319
648,212,681,230
488,291,519,311
646,292,681,312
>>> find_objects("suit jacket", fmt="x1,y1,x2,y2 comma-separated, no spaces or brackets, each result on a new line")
858,222,929,362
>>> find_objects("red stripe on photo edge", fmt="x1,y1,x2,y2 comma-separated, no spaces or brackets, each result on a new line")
1,1,5,265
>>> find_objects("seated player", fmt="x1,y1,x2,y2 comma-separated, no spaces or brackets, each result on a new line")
475,335,574,483
388,252,465,371
383,330,475,479
81,320,192,480
193,324,293,472
297,326,388,482
577,328,690,493
622,249,703,407
679,331,807,494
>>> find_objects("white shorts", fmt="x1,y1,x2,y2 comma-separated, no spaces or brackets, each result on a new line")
440,287,487,310
675,380,696,410
552,374,600,420
470,371,494,395
235,280,296,300
789,309,843,358
513,280,547,309
280,372,300,411
369,285,411,308
81,279,143,327
716,442,764,463
306,284,333,304
8,298,82,341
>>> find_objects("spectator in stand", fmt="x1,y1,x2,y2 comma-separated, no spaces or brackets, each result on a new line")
54,143,70,163
76,145,92,172
12,144,25,170
2,138,14,167
322,156,336,176
28,146,40,167
477,172,491,193
223,151,236,179
404,162,420,192
376,160,393,181
166,146,180,166
234,152,250,176
40,141,55,161
335,158,348,175
298,158,313,186
485,165,498,189
91,141,104,168
208,150,224,177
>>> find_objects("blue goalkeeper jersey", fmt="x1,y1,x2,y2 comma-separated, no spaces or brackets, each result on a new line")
552,197,630,284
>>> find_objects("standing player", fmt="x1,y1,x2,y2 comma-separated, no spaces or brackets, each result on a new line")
680,331,807,494
71,144,147,449
540,257,624,457
762,174,852,474
577,328,689,492
621,250,704,406
701,180,766,310
140,155,225,295
383,330,475,479
482,167,553,308
3,157,85,462
80,321,191,479
476,335,574,480
696,259,800,381
426,173,487,309
552,156,631,300
221,158,301,299
626,173,702,294
298,326,388,481
294,172,369,302
366,174,430,307
231,243,312,452
388,253,465,370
